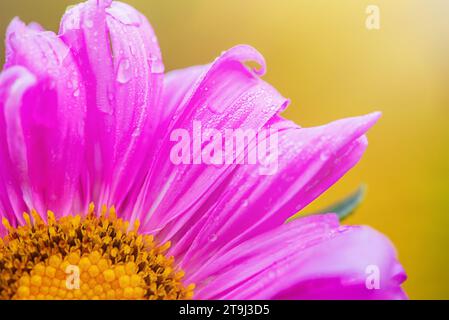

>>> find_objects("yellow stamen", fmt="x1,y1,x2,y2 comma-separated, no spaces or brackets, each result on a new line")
0,204,194,300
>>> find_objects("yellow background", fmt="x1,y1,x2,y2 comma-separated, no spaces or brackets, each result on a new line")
1,0,448,299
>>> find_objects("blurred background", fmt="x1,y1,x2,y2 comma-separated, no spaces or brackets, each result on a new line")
1,0,448,299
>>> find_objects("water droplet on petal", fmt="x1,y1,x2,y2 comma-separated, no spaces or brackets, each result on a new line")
108,91,114,103
148,55,164,74
72,78,78,89
208,234,218,242
117,58,131,84
73,88,80,97
320,152,330,162
132,128,142,137
85,19,93,28
58,46,71,65
49,80,56,90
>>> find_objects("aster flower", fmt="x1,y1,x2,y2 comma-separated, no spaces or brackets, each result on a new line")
0,0,406,300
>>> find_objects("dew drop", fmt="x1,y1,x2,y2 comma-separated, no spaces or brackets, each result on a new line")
132,128,142,137
148,55,164,74
73,88,80,97
72,78,79,89
49,80,56,90
116,58,131,84
85,19,94,28
320,152,330,162
108,91,115,103
208,234,218,242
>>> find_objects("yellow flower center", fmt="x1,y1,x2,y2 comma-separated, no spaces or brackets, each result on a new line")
0,204,194,300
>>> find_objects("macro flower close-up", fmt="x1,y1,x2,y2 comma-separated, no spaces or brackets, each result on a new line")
0,0,411,301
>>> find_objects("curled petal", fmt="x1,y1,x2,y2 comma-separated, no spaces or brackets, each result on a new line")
134,45,289,233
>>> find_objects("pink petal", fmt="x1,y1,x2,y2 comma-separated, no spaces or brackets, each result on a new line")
192,214,407,300
133,45,289,233
0,66,32,231
168,113,379,267
2,18,87,218
59,0,163,213
159,65,205,135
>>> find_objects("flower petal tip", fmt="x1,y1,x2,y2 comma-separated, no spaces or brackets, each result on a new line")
369,111,382,121
352,111,382,134
223,45,267,77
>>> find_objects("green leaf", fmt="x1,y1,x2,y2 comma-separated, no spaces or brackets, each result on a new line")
288,185,367,222
315,185,367,221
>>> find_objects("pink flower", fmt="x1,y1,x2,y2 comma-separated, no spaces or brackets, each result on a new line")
0,0,406,300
